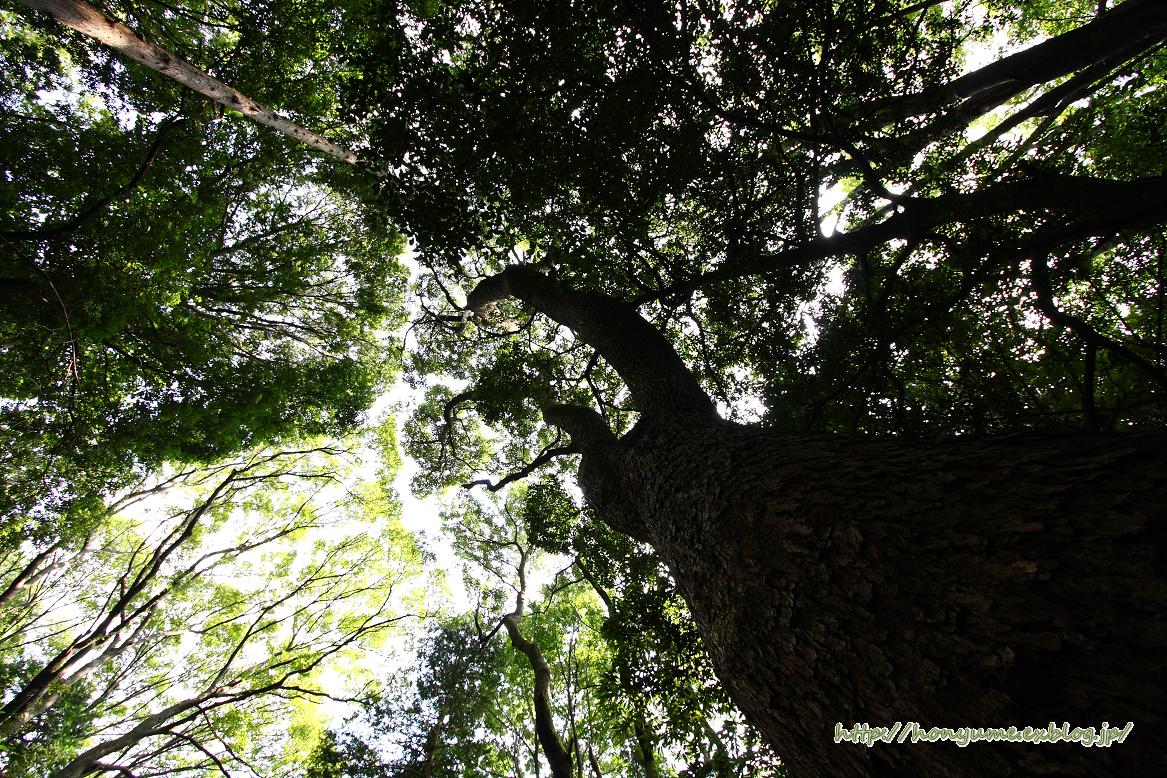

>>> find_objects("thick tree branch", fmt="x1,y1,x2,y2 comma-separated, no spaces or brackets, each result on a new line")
467,267,716,421
540,405,617,458
863,0,1167,132
666,174,1167,297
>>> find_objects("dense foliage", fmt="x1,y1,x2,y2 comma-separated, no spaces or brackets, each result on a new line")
1,0,407,549
345,0,1165,448
3,0,1166,775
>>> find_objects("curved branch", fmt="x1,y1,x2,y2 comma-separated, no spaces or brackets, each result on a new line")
467,267,716,421
0,117,186,242
574,558,614,617
1030,253,1167,392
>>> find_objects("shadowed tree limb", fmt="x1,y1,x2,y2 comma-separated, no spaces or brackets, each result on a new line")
662,173,1167,299
464,431,577,492
861,0,1167,134
468,268,716,421
0,117,187,243
1030,252,1167,392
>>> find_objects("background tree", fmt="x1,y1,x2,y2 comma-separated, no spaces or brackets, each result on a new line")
1,0,407,551
319,488,784,778
0,439,425,777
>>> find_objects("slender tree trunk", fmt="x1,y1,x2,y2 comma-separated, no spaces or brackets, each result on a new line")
586,744,603,778
502,612,574,778
420,718,442,778
49,693,212,778
577,561,661,778
0,545,61,605
16,0,361,165
470,268,1167,778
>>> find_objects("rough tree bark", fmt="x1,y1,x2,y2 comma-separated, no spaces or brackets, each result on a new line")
16,0,362,165
469,266,1167,778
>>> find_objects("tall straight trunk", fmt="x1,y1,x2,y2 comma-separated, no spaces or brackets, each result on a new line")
16,0,361,165
470,268,1167,778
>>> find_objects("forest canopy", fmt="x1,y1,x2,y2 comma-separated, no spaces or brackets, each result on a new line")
2,0,1166,776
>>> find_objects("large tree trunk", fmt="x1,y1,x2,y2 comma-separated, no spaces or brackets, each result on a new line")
470,267,1167,777
586,417,1165,777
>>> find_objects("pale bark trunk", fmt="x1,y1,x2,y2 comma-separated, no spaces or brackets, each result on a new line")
0,545,61,605
469,268,1167,777
16,0,362,165
49,694,211,778
0,472,229,737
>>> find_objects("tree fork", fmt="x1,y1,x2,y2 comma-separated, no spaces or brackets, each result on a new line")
864,0,1167,129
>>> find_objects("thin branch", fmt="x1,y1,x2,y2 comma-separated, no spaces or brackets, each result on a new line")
464,436,576,492
1030,253,1167,392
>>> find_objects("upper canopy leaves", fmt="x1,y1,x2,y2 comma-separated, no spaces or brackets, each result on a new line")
358,0,1165,498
